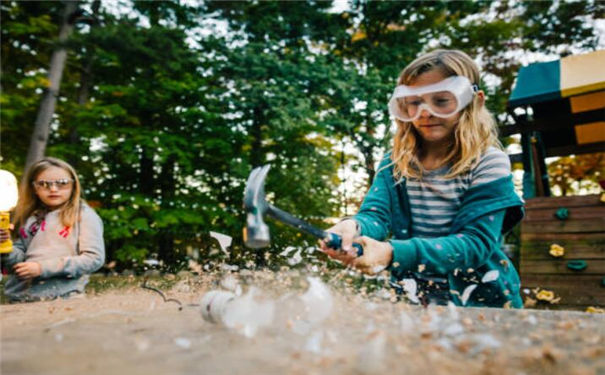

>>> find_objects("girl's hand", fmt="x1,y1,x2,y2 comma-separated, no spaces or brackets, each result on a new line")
0,229,10,243
13,262,42,280
351,236,393,275
319,219,358,253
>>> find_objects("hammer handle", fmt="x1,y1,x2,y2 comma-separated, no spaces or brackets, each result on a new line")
267,205,363,256
325,232,364,256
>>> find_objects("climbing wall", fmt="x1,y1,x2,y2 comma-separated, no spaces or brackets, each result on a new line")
520,194,605,310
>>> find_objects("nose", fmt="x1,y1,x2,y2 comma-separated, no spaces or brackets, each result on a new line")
419,107,432,118
49,183,59,192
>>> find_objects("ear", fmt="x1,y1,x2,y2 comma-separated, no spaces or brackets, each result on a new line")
476,90,485,107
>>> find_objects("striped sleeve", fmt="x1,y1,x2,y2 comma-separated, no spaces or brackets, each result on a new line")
470,147,511,187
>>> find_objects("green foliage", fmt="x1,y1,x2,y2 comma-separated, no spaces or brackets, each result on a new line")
1,0,601,271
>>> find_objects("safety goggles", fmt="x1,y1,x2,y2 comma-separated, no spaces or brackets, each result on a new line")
388,76,477,122
32,179,74,190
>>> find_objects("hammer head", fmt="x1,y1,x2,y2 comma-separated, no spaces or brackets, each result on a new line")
243,164,271,248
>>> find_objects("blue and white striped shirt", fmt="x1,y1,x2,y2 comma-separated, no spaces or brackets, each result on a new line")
407,147,511,238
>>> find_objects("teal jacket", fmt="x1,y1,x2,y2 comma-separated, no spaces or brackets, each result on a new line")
354,157,524,308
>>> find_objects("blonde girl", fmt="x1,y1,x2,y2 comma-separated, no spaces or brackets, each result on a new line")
322,50,524,308
1,157,105,302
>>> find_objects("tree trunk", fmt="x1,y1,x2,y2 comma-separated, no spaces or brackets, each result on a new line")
25,0,79,171
250,107,264,168
158,155,177,266
70,0,100,168
139,149,154,196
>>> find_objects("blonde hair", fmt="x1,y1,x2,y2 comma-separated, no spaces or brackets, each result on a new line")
391,49,501,180
14,157,82,230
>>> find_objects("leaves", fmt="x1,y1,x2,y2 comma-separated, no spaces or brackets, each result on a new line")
2,0,601,270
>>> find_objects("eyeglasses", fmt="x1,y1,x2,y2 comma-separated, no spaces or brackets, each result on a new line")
32,179,74,190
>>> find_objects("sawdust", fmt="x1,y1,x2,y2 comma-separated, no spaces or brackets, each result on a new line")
1,270,604,375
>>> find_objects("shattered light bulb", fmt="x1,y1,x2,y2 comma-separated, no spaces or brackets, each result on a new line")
200,288,275,338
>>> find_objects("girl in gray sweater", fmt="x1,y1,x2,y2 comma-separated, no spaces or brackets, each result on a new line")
1,157,105,302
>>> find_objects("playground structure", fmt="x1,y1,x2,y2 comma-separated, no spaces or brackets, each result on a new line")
503,50,605,310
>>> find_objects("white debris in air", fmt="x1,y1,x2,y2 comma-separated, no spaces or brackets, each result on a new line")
222,287,275,338
447,301,459,320
356,331,387,374
279,246,298,257
220,274,242,296
526,314,537,325
210,231,232,254
443,322,465,337
287,249,303,266
134,337,150,352
174,337,191,349
401,278,419,304
220,264,239,272
286,276,334,336
399,311,414,334
304,330,324,353
460,284,478,306
468,334,501,355
481,270,499,283
299,277,333,324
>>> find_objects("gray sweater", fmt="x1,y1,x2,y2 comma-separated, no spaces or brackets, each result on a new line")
3,204,105,301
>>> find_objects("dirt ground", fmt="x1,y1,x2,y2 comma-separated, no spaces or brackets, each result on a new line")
1,270,604,375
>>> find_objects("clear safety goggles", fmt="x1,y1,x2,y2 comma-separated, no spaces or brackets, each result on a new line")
388,76,478,122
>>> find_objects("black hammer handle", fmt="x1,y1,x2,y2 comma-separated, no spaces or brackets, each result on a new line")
267,205,364,256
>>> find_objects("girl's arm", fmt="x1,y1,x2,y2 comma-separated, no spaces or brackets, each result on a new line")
38,208,105,279
388,210,505,278
353,158,394,241
2,233,27,268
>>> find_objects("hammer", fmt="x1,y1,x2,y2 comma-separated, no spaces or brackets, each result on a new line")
243,164,363,255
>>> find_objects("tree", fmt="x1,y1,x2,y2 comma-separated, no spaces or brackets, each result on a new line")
1,1,65,175
24,0,79,171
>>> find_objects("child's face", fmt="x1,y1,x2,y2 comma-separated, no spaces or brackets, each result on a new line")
408,70,462,146
33,166,74,210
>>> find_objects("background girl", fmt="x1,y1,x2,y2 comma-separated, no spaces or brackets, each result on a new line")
322,49,524,308
1,157,105,302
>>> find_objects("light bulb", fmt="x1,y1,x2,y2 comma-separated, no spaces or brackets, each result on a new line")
0,170,18,211
0,169,18,254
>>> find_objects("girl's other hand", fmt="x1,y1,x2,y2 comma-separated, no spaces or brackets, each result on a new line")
0,229,10,243
351,236,393,275
13,262,42,280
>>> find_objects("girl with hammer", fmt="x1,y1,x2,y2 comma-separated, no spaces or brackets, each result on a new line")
321,49,524,308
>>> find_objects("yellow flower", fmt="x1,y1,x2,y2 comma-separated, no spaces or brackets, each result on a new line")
549,244,565,257
536,289,555,302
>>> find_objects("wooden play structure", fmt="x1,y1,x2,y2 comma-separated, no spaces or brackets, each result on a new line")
503,50,605,310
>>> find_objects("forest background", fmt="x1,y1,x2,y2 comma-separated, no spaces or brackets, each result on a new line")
1,0,604,272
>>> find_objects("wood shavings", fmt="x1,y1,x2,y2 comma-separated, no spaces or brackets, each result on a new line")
555,320,575,330
524,297,537,308
585,306,605,313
